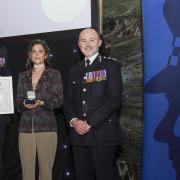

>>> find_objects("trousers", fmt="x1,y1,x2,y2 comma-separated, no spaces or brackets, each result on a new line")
19,132,57,180
72,146,117,180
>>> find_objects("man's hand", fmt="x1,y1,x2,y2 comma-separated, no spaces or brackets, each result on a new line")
71,118,91,135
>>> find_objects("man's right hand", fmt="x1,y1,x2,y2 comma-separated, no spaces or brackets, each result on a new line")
71,118,91,135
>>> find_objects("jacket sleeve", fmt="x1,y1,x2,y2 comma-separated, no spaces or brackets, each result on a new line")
88,61,122,127
42,71,63,111
16,73,26,113
63,70,77,126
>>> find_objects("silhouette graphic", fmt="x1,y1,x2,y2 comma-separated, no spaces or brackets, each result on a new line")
144,1,180,179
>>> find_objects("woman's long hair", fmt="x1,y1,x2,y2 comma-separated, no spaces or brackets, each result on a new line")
26,39,52,69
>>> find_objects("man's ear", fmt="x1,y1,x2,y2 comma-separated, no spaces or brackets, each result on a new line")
98,39,102,47
78,41,81,48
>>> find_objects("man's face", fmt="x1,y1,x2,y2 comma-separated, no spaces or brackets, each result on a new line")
78,28,102,59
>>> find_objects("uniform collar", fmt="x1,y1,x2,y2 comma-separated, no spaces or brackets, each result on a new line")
85,52,99,65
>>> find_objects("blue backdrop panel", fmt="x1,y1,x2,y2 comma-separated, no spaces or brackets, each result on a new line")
142,0,180,180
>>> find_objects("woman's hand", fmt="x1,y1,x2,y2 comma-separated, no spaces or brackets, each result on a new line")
23,100,44,109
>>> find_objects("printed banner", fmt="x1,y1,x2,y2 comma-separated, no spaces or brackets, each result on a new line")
142,0,180,180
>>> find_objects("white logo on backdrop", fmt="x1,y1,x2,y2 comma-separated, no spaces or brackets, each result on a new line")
41,0,87,23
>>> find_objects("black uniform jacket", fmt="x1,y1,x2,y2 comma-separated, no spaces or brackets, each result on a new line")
64,55,123,146
0,67,11,126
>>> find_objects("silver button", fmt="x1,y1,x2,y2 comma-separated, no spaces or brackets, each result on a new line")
83,88,86,92
83,113,86,116
73,81,76,84
82,100,86,104
108,119,112,122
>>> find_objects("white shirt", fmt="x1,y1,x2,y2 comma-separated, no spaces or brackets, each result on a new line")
85,52,99,65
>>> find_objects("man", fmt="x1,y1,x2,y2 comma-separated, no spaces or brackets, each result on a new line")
64,28,122,180
0,46,11,180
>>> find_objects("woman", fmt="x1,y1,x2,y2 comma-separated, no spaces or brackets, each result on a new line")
16,39,63,180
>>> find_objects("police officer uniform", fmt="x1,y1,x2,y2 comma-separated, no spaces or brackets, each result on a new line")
64,53,122,180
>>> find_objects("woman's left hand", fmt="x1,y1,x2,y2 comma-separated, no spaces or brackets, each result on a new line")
23,100,44,109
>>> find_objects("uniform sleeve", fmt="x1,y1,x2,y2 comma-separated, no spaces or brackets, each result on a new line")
5,68,11,76
63,70,77,126
42,71,63,110
89,61,122,127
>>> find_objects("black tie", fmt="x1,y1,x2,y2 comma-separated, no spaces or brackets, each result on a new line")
86,59,90,70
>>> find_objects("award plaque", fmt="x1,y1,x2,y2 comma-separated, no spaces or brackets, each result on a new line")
0,76,14,114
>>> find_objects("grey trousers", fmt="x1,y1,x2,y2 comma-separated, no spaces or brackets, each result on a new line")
19,132,57,180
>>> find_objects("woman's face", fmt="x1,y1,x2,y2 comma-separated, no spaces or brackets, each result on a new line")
30,44,47,65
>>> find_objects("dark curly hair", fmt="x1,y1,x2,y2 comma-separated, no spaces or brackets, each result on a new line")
26,39,52,69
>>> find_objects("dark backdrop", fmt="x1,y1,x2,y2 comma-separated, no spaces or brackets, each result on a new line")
0,1,99,179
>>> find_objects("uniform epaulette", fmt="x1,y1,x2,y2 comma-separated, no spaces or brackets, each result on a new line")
101,56,119,63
